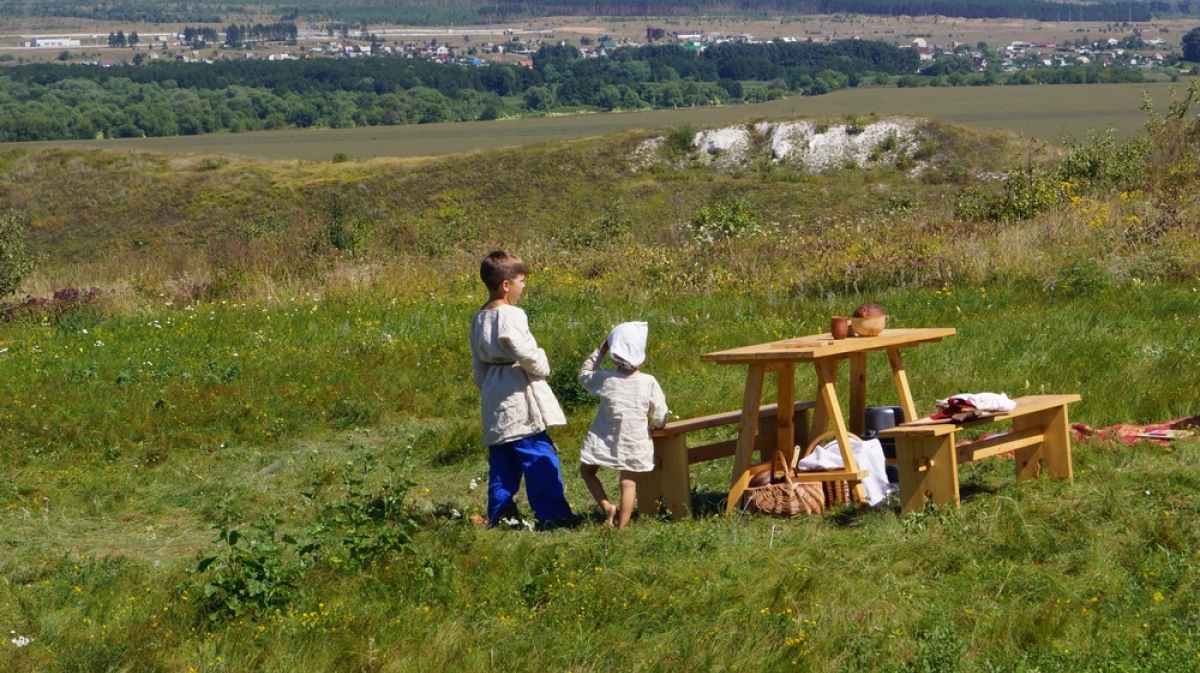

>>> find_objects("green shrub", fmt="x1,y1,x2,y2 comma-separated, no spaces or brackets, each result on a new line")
0,209,34,297
322,198,370,253
663,124,696,159
953,163,1065,222
686,197,762,245
1056,130,1150,191
194,514,318,624
321,453,416,565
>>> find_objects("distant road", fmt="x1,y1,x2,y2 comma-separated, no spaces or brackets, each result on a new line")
12,81,1186,161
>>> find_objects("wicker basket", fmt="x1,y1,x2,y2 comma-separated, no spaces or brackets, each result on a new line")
742,451,825,517
795,430,860,507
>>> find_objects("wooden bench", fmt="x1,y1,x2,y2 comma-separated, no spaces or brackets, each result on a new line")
878,394,1081,514
637,400,816,520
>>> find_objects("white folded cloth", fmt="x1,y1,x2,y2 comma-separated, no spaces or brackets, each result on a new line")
796,436,891,506
936,392,1016,413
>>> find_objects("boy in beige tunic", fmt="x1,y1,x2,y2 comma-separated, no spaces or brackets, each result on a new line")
471,251,574,528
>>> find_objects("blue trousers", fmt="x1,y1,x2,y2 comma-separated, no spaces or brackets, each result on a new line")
488,431,574,526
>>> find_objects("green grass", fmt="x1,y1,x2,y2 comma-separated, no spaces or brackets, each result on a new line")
3,280,1200,670
8,81,1193,161
5,105,1200,668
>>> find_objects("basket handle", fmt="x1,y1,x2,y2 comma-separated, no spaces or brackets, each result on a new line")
794,430,862,466
770,449,795,484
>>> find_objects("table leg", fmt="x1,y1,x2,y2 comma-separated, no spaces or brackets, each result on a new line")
815,360,868,504
775,363,796,464
887,348,919,424
849,354,867,436
808,360,836,439
725,364,766,514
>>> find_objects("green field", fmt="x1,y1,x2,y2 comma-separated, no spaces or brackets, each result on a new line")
5,86,1200,669
11,81,1191,161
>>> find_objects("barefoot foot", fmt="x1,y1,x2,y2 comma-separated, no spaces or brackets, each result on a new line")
603,503,618,528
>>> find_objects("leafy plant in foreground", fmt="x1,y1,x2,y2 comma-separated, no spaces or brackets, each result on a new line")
319,452,417,565
193,514,319,624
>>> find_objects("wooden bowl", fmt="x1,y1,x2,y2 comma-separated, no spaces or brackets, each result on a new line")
852,303,887,318
851,315,886,336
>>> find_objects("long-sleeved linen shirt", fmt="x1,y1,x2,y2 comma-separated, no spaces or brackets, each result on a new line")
577,349,669,472
471,304,566,447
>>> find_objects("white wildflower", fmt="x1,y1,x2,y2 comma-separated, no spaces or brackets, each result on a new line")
469,478,478,491
10,633,31,648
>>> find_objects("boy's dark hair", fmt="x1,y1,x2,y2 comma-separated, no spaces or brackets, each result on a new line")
480,251,528,291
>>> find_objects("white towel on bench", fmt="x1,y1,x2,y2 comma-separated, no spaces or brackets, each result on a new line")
936,392,1016,413
796,437,890,506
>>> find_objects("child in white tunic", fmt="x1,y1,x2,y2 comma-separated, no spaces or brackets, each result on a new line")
578,322,669,529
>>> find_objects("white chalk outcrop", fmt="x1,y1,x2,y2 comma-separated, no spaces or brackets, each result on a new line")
632,117,925,174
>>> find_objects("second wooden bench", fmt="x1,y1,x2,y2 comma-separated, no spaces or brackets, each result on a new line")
879,393,1081,514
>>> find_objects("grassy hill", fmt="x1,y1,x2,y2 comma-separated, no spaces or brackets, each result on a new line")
2,103,1200,670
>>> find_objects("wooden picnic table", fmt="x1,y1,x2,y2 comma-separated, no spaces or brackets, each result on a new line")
700,327,956,513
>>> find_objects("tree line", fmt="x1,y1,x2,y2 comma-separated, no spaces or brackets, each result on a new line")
0,39,1144,143
0,0,1185,26
1,0,1185,27
0,0,221,23
224,23,300,48
480,0,1157,21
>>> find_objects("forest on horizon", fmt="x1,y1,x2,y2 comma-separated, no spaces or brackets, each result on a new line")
0,0,1183,26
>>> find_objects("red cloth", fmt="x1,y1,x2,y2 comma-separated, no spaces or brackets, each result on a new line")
1072,416,1200,445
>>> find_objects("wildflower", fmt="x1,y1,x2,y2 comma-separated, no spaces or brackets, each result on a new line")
469,478,478,491
10,633,31,648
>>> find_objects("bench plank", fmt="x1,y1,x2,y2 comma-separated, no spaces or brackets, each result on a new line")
883,394,1080,513
879,394,1082,438
652,400,816,437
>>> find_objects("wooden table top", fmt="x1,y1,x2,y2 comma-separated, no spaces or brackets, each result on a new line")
700,327,956,364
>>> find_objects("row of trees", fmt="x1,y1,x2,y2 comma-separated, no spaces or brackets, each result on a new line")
181,26,220,47
0,75,751,142
0,39,1155,143
2,0,1186,27
223,22,299,48
106,30,140,48
899,63,1146,88
0,0,221,23
483,0,1156,21
9,41,918,98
